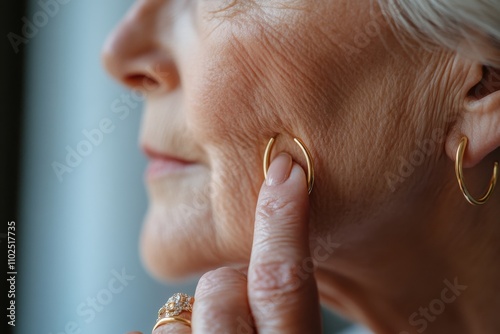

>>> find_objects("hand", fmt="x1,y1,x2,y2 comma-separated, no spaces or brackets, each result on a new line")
146,152,322,334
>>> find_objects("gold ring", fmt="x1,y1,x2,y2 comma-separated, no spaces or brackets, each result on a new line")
263,136,315,194
153,293,194,332
153,317,191,331
157,293,194,319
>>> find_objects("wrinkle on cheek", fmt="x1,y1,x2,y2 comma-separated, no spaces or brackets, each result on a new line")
226,36,307,127
193,5,345,143
191,45,282,142
207,146,259,255
186,6,348,261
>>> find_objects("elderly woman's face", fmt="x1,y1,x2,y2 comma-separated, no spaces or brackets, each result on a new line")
103,1,451,278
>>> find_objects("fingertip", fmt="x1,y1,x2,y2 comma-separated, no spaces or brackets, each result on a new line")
258,160,310,221
249,162,320,334
287,162,309,195
265,153,293,186
267,161,310,208
254,160,310,253
264,158,309,197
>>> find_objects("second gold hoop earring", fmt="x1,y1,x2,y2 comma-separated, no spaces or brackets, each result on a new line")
455,136,498,205
263,136,315,194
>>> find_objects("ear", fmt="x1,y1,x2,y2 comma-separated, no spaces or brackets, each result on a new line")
445,62,500,167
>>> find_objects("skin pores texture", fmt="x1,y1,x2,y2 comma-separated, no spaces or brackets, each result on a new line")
103,1,463,280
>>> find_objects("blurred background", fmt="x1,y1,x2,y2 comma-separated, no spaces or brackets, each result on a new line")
2,1,360,333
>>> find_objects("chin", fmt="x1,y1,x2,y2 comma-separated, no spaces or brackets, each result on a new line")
138,197,250,282
139,159,257,281
139,165,219,280
139,205,219,281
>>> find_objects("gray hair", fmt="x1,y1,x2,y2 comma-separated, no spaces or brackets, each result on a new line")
379,0,500,67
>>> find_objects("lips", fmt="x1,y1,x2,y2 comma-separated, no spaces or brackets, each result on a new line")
142,146,197,179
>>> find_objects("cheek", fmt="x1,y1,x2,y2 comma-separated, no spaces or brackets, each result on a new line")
210,148,258,257
180,33,293,261
181,8,439,248
180,20,340,247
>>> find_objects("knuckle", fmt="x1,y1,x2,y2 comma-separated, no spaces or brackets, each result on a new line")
249,260,304,302
257,194,301,222
194,268,250,332
196,267,246,299
196,300,218,317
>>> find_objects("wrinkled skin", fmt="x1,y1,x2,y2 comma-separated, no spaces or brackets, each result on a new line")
103,1,500,333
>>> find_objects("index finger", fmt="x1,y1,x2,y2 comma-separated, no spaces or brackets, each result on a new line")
247,153,321,334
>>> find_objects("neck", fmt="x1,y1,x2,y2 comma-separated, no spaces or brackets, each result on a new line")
316,160,500,334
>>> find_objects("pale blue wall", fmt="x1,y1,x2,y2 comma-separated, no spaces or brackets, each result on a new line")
17,1,195,333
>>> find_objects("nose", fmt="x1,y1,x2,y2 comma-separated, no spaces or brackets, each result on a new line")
101,0,179,93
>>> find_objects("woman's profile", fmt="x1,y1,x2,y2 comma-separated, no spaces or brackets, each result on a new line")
101,1,500,333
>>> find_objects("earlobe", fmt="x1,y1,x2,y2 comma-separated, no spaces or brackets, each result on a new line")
445,65,500,167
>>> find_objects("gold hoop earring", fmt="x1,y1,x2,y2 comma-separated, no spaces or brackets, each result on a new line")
263,136,315,194
455,136,498,205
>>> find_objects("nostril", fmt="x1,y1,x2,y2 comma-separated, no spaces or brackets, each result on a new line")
123,74,159,92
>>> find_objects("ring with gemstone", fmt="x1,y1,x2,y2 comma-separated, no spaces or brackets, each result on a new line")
157,293,194,319
152,293,195,332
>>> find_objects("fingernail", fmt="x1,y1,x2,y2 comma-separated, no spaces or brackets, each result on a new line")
266,153,293,186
